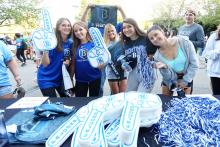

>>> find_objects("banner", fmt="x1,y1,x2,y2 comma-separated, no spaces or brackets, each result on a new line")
90,5,117,28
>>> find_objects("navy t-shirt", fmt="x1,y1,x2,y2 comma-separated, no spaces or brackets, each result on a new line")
37,39,73,89
75,41,101,82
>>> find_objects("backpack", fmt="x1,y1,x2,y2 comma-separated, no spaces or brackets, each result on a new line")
22,40,28,50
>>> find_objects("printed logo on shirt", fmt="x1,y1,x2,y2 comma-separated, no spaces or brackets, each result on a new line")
64,48,70,57
125,45,146,56
79,48,88,59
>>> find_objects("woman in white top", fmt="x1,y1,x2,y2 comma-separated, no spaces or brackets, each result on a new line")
202,24,220,95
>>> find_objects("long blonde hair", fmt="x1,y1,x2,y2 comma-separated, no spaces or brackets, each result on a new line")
104,23,118,46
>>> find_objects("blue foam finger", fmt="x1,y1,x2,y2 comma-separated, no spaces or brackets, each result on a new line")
88,27,111,67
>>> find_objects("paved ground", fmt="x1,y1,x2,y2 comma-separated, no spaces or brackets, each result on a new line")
9,57,212,97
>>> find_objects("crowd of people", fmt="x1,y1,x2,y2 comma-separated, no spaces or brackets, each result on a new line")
0,6,219,99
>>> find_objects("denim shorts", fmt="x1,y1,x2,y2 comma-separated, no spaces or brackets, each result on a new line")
106,65,128,80
0,86,13,97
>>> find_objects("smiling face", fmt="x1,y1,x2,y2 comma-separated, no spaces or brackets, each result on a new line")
184,12,195,25
58,19,72,37
122,22,137,39
147,29,166,47
73,24,88,43
107,26,117,41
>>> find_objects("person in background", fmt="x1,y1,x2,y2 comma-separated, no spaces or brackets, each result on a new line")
147,25,199,96
15,33,26,66
121,18,157,92
104,23,127,94
178,8,205,51
178,8,205,93
71,21,102,97
0,41,22,99
37,18,73,97
81,4,126,96
202,24,220,95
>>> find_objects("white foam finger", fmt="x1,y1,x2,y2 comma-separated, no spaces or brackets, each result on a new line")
89,27,106,49
42,9,53,33
87,27,111,67
46,105,90,147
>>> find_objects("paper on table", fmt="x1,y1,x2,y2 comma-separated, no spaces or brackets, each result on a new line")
6,97,48,109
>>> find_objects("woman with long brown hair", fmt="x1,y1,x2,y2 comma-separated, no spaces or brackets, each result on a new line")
121,18,157,92
37,18,73,97
147,25,199,96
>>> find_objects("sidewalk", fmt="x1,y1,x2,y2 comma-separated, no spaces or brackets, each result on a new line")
9,59,212,97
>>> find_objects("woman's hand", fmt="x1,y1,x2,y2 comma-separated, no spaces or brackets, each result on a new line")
155,62,167,69
63,60,70,67
178,81,187,90
97,64,105,69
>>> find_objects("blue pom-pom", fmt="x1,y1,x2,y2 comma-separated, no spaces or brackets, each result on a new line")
157,97,220,146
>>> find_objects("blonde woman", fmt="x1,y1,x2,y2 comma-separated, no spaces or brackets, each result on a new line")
104,23,127,94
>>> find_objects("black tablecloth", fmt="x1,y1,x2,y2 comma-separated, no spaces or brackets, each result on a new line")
1,95,219,147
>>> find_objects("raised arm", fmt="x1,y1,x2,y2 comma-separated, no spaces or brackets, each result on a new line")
41,51,50,67
116,5,126,19
81,4,95,22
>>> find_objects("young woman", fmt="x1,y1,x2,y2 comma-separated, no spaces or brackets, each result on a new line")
71,21,101,97
104,23,127,94
37,18,73,97
202,24,220,95
147,25,199,96
15,33,26,66
121,18,157,92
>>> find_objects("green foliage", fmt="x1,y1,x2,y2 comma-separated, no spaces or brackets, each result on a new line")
151,0,220,35
0,0,41,28
200,0,220,35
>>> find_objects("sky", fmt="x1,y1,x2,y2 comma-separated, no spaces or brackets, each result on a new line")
42,0,161,26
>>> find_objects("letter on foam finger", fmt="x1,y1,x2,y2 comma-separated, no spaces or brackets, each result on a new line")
78,94,125,146
105,119,121,147
119,92,162,145
71,123,107,147
46,104,91,147
88,27,111,68
32,9,57,51
120,123,140,147
78,97,110,146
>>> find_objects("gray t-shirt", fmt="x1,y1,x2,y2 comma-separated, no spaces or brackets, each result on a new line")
178,23,205,49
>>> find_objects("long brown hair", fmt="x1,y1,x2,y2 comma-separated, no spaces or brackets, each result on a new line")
121,18,146,44
55,18,72,52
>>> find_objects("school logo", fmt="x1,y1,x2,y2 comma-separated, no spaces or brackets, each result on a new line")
79,48,87,59
90,5,117,28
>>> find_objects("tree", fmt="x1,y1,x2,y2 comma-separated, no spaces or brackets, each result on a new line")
200,0,220,35
0,0,41,29
151,0,207,31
